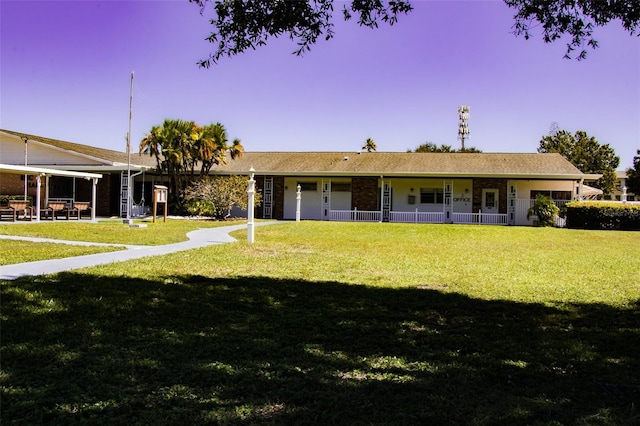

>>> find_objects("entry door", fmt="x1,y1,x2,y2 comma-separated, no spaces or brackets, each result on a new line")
482,189,499,213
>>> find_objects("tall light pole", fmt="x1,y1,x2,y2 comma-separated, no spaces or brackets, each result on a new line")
126,71,134,223
457,105,470,150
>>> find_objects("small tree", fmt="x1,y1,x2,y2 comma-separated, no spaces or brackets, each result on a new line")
184,176,262,219
626,149,640,196
362,138,377,152
527,194,559,227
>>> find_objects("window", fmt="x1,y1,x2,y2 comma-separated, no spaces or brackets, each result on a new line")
531,190,572,200
331,183,351,192
297,182,317,191
420,188,444,204
551,191,572,200
530,190,551,199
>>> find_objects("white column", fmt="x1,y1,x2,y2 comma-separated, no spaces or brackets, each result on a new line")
295,184,301,222
35,174,42,222
247,168,255,243
91,178,98,221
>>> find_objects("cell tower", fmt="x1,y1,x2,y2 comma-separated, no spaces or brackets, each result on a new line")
457,105,470,150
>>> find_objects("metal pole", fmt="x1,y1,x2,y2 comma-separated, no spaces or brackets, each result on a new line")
23,137,28,200
126,71,134,222
296,184,301,222
247,168,256,243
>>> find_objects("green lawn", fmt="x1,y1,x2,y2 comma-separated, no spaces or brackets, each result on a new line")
2,222,639,425
0,219,240,265
0,218,237,245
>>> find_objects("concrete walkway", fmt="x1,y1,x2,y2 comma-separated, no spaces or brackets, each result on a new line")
1,223,274,280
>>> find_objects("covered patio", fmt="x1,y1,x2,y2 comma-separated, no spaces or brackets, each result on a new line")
0,164,102,221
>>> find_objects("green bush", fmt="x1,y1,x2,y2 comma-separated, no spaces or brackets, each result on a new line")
184,199,216,217
564,201,640,230
0,195,34,207
527,194,559,227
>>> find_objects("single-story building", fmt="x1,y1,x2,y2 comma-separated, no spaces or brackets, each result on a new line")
208,151,590,226
1,129,595,225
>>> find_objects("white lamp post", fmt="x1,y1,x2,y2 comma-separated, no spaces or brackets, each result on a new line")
247,167,256,243
296,184,301,222
23,136,28,200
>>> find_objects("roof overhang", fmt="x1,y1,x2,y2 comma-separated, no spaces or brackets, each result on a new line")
0,164,102,179
213,170,587,180
38,165,152,172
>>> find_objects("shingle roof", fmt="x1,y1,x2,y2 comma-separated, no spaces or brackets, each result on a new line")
210,152,585,179
1,129,156,167
1,129,585,178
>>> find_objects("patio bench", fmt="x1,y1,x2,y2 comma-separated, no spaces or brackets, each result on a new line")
68,201,92,220
8,200,34,221
0,205,16,221
42,201,70,220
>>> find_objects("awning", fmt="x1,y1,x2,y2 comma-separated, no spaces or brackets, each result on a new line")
0,164,102,221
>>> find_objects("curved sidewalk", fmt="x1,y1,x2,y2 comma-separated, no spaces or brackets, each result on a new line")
1,223,273,280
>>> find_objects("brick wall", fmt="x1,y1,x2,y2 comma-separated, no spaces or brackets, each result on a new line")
472,178,507,213
272,176,285,219
351,177,379,211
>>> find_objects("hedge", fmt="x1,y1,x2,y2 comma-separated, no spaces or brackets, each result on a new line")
0,195,34,207
563,201,640,230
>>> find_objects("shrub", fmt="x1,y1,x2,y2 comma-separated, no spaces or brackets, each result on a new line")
0,195,34,207
564,201,640,230
527,194,559,227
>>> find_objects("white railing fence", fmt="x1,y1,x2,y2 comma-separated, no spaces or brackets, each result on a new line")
328,200,571,226
452,212,508,225
515,199,570,227
390,210,445,223
329,209,381,222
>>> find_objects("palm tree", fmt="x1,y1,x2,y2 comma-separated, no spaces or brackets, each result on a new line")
229,138,244,160
362,138,377,152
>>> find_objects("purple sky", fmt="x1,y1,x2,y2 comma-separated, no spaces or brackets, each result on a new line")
1,0,639,168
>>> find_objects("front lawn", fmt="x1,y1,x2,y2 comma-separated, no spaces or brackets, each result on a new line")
2,222,638,425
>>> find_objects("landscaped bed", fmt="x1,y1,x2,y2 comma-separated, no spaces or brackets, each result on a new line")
2,222,638,425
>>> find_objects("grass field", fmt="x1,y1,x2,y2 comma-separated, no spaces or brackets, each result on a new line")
0,219,237,265
2,222,639,425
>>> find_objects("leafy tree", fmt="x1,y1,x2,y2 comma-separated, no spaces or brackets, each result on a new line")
408,142,481,153
362,138,377,152
527,194,559,227
626,149,640,195
190,0,639,66
538,130,620,195
506,0,640,60
183,175,262,219
457,146,483,153
140,119,243,210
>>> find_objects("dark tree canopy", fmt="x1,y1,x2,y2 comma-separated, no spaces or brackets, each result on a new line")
190,0,412,67
626,149,640,195
538,129,620,194
409,142,482,153
506,0,640,59
191,0,639,66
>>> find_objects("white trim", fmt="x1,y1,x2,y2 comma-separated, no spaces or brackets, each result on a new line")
0,164,102,179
